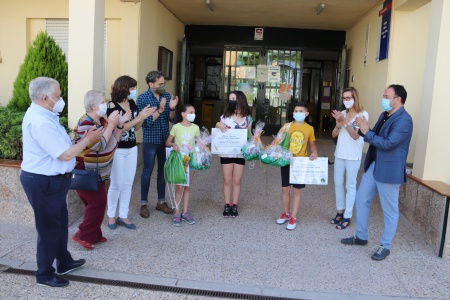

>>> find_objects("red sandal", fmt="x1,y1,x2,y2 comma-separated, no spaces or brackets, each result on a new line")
72,235,94,250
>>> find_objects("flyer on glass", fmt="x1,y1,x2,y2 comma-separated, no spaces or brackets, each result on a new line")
289,157,328,185
165,147,189,186
211,128,247,155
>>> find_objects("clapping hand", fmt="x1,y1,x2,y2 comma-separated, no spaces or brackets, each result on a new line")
160,98,166,112
355,115,369,134
169,95,178,110
107,110,120,127
331,110,345,127
118,110,131,125
85,126,104,142
139,105,157,121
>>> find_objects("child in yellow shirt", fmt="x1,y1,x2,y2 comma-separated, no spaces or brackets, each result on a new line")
275,102,317,230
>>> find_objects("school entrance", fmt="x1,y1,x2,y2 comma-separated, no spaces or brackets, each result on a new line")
181,26,347,135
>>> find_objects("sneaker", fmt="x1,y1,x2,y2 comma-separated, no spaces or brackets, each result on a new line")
223,204,231,218
371,245,390,261
341,235,368,246
230,205,238,218
140,205,149,218
181,213,196,225
173,214,181,227
276,212,290,224
286,217,297,230
156,201,174,214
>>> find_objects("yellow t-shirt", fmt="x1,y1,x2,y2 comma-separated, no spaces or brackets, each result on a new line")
286,122,316,157
169,123,200,151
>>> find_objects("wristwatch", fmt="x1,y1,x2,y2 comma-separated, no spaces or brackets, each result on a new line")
170,107,175,111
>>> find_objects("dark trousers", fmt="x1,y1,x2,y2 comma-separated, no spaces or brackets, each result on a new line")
20,171,74,283
75,181,107,243
140,142,166,202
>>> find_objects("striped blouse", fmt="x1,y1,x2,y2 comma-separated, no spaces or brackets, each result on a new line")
73,114,118,181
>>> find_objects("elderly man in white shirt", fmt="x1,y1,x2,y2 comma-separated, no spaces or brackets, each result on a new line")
20,77,103,287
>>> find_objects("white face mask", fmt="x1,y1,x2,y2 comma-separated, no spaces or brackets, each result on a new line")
343,99,355,109
186,113,196,122
96,103,107,117
47,96,65,114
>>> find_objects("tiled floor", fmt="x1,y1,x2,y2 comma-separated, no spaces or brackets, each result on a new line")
1,137,449,300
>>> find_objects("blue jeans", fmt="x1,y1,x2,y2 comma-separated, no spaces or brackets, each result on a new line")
141,142,166,204
355,162,400,249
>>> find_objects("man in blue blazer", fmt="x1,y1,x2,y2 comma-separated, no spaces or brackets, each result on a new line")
341,84,413,260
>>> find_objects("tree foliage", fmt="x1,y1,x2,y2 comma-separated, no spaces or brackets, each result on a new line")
0,106,24,160
7,31,68,117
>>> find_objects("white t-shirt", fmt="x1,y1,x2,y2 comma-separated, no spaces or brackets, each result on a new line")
334,110,369,161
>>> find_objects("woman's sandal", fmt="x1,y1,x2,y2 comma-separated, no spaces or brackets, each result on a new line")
336,218,351,230
330,211,344,224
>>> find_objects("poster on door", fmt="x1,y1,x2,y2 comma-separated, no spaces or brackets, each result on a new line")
268,66,280,83
256,65,268,82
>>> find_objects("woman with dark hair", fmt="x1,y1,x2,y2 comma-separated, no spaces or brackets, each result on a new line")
215,91,252,218
330,86,369,229
106,76,156,230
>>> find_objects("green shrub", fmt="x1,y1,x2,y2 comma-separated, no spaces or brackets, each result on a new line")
7,31,68,117
0,106,25,160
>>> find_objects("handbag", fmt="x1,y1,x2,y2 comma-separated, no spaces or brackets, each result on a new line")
69,152,99,191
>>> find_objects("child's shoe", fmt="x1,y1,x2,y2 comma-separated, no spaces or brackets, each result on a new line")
230,204,238,218
181,213,195,225
223,204,230,218
276,212,290,224
286,217,297,230
173,214,181,227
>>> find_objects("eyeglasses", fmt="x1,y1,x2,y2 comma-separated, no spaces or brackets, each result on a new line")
342,97,353,101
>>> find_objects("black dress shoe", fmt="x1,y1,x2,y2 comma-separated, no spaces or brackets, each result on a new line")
371,246,390,260
37,277,69,287
341,235,368,246
56,259,86,275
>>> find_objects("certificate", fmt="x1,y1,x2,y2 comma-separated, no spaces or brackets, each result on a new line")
211,128,247,155
289,157,328,185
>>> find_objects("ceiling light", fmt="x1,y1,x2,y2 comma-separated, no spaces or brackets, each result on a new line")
316,3,326,15
120,0,141,3
206,0,214,12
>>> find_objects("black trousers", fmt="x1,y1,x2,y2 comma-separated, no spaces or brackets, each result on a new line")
20,171,74,282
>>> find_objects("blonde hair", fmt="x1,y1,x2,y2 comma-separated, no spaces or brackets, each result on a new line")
342,86,363,113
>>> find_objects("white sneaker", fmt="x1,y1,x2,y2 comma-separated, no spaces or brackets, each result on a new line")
276,212,290,224
286,217,297,230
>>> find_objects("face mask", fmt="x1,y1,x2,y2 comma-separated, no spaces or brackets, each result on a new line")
186,113,196,122
153,85,165,95
47,96,65,114
228,101,237,110
293,112,306,122
381,98,392,111
96,103,107,117
343,99,354,109
128,89,137,100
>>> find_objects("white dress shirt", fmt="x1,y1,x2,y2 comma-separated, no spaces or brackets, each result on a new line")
21,102,75,175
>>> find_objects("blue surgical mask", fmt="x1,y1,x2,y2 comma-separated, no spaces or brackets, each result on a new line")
381,98,392,111
293,112,306,122
128,89,137,100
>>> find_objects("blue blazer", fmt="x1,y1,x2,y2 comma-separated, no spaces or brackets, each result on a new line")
362,106,413,184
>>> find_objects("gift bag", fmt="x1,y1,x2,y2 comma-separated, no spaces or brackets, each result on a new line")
189,127,212,170
164,150,187,184
259,145,292,167
242,120,265,161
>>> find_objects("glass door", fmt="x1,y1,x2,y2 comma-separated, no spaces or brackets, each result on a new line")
223,47,302,133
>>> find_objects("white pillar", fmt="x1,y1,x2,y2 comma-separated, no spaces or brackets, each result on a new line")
68,0,105,128
413,0,450,184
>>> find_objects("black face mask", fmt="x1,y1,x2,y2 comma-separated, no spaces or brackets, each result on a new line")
228,101,237,110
